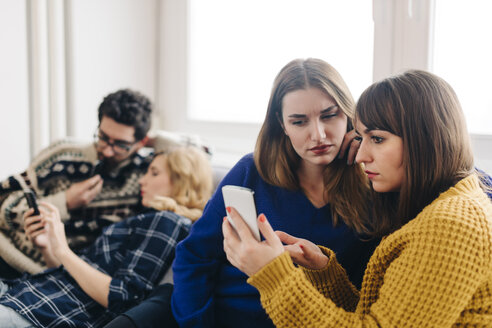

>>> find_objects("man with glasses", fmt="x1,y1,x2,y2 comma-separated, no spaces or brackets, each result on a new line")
0,89,209,278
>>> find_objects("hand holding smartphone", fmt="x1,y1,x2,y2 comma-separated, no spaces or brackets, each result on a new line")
91,160,104,177
222,185,261,241
24,189,40,216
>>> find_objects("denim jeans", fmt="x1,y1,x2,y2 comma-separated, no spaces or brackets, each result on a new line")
0,281,35,327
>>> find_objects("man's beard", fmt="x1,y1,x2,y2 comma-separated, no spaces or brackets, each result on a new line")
97,154,123,173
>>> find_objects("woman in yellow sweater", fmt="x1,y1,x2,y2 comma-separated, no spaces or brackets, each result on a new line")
222,70,492,327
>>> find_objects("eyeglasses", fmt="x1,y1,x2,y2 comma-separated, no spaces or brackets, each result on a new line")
94,129,136,155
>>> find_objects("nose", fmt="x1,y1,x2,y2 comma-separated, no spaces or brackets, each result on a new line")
138,175,146,186
355,139,370,164
310,121,326,142
101,144,115,158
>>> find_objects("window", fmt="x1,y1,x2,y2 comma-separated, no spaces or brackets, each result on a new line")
159,0,492,171
187,0,374,124
433,0,492,134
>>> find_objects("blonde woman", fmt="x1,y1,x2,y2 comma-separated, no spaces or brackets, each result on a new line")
140,147,213,222
0,146,212,328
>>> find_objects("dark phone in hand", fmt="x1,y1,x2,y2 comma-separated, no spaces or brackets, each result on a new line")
24,190,40,216
91,160,104,176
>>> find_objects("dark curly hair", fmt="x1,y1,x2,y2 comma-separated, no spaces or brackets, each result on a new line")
98,89,152,141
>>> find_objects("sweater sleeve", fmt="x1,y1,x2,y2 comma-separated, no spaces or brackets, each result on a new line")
248,196,490,327
301,246,360,311
171,156,253,327
248,252,369,327
0,139,93,229
170,197,224,327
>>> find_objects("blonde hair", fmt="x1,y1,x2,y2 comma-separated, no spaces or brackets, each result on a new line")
254,58,370,234
149,146,213,221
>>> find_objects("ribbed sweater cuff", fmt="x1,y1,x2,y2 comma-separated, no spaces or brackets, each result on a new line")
302,246,342,287
248,251,298,294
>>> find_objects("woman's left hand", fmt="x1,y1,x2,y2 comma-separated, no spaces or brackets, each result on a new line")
276,231,328,270
222,207,284,277
339,129,361,165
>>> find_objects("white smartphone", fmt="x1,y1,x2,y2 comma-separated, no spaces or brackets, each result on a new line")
222,185,261,241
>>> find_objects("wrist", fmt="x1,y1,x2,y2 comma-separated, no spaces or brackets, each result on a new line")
316,254,329,270
54,246,74,263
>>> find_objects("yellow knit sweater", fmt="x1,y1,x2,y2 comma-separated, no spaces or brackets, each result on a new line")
248,175,492,327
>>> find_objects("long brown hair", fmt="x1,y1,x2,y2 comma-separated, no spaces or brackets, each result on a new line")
254,58,370,234
355,70,476,236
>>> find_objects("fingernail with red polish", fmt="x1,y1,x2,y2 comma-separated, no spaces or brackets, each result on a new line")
226,207,231,213
223,217,227,222
259,214,266,222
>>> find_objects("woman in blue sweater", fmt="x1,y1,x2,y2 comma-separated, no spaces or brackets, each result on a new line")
171,58,378,327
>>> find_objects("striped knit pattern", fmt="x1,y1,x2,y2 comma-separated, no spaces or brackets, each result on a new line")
249,174,492,327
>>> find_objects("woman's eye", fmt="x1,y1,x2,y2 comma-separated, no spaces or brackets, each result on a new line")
371,136,384,144
291,120,306,126
354,136,362,142
321,114,337,120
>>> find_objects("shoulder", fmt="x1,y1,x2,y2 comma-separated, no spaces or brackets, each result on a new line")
405,177,492,261
419,176,491,227
231,153,255,171
217,153,259,187
31,138,97,169
135,210,192,227
37,138,94,157
415,195,488,236
117,211,193,236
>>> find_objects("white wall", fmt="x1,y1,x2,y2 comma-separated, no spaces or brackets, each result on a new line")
0,0,159,180
0,0,30,178
472,135,492,175
69,0,159,140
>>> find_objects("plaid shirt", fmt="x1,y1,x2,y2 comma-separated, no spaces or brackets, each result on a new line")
0,211,191,328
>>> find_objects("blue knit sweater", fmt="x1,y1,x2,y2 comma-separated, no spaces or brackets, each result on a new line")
171,154,377,328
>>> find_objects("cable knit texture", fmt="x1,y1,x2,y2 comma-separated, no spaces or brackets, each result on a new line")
248,175,492,327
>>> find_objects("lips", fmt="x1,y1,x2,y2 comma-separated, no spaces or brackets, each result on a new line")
364,170,379,179
309,144,332,155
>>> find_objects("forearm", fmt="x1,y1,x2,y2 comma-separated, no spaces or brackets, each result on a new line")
301,246,360,311
40,247,61,268
58,249,111,307
248,252,366,328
